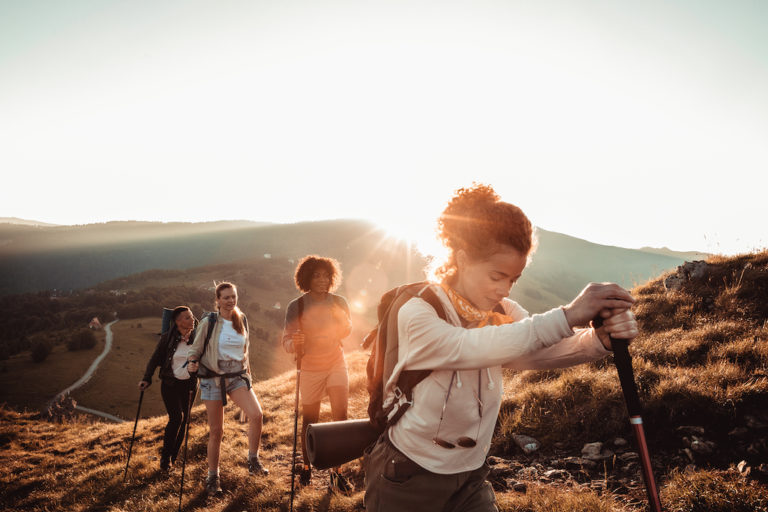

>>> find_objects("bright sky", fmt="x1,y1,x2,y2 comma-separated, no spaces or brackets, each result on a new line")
1,0,766,256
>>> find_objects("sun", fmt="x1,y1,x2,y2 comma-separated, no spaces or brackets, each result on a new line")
373,215,444,261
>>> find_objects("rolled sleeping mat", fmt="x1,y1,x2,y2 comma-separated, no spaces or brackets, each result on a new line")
306,419,382,470
161,307,174,335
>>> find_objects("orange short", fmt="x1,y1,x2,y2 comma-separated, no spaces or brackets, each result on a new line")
299,362,349,405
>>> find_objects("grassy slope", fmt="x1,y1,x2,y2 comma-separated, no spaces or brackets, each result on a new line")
496,253,768,451
2,252,767,511
3,351,766,511
2,352,627,512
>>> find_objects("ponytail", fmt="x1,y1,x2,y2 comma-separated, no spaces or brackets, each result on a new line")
231,307,245,335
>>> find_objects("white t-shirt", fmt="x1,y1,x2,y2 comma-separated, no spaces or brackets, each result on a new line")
218,319,246,361
172,341,192,380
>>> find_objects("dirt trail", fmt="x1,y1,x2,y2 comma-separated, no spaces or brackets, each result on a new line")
52,319,125,422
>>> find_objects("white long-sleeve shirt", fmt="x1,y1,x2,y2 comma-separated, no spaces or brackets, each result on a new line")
387,285,610,474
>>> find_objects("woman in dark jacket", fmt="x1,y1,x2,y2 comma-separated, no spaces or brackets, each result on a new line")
138,305,198,471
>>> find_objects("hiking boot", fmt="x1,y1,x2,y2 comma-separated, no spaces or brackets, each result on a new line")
205,474,222,495
329,471,353,494
159,455,171,472
299,466,312,486
248,456,269,476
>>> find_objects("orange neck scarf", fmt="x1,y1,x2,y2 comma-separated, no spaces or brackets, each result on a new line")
439,282,515,328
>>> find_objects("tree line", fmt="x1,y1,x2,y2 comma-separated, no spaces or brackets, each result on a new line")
0,285,215,362
0,278,292,364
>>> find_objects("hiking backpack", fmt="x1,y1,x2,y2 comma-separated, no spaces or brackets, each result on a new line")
363,282,449,432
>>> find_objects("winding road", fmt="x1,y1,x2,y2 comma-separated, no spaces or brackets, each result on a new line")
52,319,125,423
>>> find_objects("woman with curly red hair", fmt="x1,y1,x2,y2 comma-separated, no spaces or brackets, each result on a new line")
363,184,639,511
282,255,353,491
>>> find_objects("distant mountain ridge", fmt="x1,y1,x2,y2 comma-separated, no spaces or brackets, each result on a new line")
0,217,60,227
637,246,710,261
0,219,705,313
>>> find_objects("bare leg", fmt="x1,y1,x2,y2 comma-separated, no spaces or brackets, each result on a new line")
203,399,224,472
301,402,321,466
229,386,264,454
327,385,349,422
326,385,352,491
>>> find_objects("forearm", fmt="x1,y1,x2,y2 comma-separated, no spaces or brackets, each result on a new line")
503,327,609,370
401,302,573,371
188,319,207,360
143,336,167,381
282,320,299,352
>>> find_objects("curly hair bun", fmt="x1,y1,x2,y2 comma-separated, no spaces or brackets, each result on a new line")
450,184,500,208
436,183,534,279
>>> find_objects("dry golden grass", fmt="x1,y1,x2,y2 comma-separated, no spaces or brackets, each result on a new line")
496,483,621,511
662,468,768,512
0,357,371,512
1,348,767,511
498,252,768,455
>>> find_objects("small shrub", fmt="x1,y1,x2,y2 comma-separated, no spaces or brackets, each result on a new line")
67,329,97,351
30,338,52,363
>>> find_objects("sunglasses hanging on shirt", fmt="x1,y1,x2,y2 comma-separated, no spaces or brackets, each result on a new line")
432,371,483,449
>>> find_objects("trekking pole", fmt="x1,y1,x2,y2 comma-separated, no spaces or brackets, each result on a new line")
123,389,145,482
289,344,303,512
178,373,198,512
610,335,663,511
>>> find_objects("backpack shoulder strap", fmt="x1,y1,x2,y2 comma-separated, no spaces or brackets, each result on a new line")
297,295,304,329
202,312,217,356
415,284,448,322
331,293,349,311
382,283,449,427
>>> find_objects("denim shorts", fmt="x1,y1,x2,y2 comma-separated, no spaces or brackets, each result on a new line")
199,360,249,401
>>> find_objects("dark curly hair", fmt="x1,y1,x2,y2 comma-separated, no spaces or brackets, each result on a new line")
294,255,343,293
436,183,536,281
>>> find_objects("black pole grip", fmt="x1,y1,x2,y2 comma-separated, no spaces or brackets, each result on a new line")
611,338,643,417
